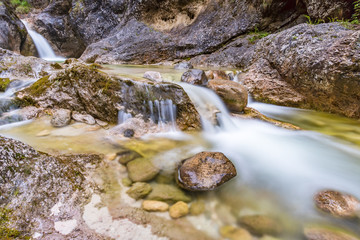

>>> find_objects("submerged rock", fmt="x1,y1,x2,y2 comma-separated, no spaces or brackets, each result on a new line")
189,200,205,216
169,201,189,219
117,149,142,164
304,226,360,240
238,215,282,236
181,69,208,86
207,80,248,113
16,61,201,131
219,225,252,240
50,108,71,127
123,129,135,138
142,200,169,212
176,151,237,191
147,183,191,203
127,158,159,182
126,182,152,200
314,190,360,218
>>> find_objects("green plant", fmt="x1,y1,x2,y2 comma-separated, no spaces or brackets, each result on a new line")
10,0,31,14
352,0,360,23
304,15,326,25
248,27,269,44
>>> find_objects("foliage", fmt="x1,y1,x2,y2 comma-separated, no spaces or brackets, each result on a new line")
248,27,269,44
10,0,31,14
352,0,360,24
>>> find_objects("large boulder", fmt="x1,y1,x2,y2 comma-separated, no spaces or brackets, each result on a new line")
16,60,201,130
207,80,248,112
0,2,36,55
303,0,354,19
240,23,360,119
304,226,360,240
176,152,237,191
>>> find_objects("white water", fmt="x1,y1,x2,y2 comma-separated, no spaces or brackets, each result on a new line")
148,99,177,130
181,83,360,217
21,20,66,62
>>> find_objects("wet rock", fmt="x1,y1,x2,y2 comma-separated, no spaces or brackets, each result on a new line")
176,151,237,191
127,158,159,182
189,200,205,216
219,225,252,240
169,201,189,219
142,200,169,212
16,61,201,130
238,215,282,236
123,129,135,138
155,172,174,184
36,129,51,137
207,80,248,113
50,109,71,127
304,226,360,240
126,182,152,200
143,71,163,82
72,111,96,125
205,70,230,81
117,149,142,165
147,183,191,203
314,190,360,218
0,2,35,54
0,78,10,91
181,69,208,86
121,177,133,187
95,119,109,127
174,62,193,70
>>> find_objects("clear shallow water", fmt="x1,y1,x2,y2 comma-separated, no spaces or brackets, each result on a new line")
1,65,360,238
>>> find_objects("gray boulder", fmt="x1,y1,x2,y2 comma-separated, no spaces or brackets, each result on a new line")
51,108,71,127
181,69,208,86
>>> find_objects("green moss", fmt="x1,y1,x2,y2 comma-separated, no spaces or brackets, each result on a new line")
27,75,50,97
0,208,29,239
10,0,31,14
0,78,10,92
248,28,269,44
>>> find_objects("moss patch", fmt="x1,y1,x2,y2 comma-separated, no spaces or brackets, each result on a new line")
0,78,10,92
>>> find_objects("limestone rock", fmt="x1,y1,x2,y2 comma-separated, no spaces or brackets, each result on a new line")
72,111,96,125
304,226,360,240
169,201,189,219
126,182,152,200
207,80,248,112
176,151,237,191
238,215,282,236
50,109,71,127
142,200,169,212
205,70,230,81
181,69,208,86
127,158,159,182
147,184,191,203
219,225,252,240
143,71,163,82
314,190,360,218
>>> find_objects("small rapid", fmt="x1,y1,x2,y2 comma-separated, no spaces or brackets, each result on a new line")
21,20,66,62
181,83,360,218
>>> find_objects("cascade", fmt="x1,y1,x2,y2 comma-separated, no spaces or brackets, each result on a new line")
180,82,360,215
21,20,66,61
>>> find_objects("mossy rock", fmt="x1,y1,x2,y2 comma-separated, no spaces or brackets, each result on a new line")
0,78,10,92
238,215,282,236
147,183,191,204
126,182,152,200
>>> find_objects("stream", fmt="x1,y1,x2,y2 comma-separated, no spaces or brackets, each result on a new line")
0,63,360,239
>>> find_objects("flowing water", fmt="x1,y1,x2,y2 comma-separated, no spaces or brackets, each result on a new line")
21,20,66,62
1,65,360,238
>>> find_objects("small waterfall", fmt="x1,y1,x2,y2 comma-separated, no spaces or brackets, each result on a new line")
117,110,132,124
21,20,66,61
148,99,177,130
